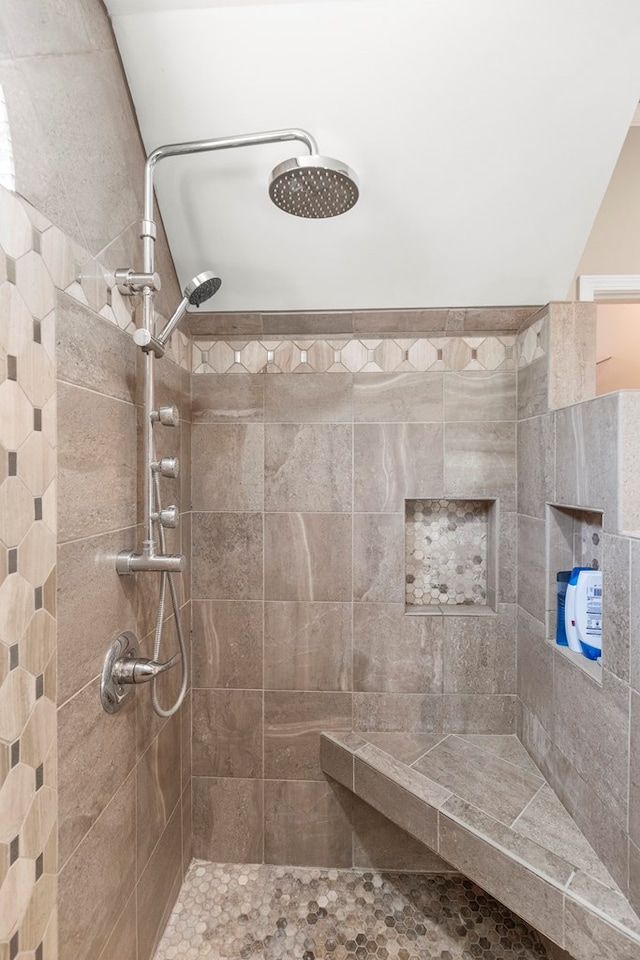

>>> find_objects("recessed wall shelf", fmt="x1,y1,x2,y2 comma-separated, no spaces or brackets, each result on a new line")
405,498,498,614
546,503,603,683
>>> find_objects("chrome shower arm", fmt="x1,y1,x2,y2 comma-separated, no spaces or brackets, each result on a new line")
141,127,318,252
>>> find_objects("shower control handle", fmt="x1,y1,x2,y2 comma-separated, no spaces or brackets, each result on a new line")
153,404,180,427
152,457,180,479
156,505,178,528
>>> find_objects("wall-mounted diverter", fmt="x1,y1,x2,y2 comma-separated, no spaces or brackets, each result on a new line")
107,127,358,717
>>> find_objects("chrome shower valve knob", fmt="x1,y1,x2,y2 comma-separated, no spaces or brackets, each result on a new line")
151,457,180,478
155,505,178,528
152,404,180,427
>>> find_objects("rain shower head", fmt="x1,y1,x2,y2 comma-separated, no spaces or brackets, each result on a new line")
269,155,359,219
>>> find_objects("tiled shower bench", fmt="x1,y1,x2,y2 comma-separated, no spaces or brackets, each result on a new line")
320,731,640,960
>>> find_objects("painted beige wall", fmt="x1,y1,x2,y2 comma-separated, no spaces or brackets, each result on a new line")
597,303,640,394
570,126,640,296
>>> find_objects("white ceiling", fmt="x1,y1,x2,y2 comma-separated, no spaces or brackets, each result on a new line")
105,0,640,312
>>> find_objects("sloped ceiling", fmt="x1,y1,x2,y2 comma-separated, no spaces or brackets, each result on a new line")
105,0,640,311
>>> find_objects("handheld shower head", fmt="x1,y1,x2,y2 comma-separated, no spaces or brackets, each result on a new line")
156,270,222,348
269,155,359,219
184,270,222,307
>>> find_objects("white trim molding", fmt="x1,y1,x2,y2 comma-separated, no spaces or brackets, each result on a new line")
578,274,640,301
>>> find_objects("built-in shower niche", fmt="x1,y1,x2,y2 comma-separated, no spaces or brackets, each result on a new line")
547,504,603,682
405,498,498,615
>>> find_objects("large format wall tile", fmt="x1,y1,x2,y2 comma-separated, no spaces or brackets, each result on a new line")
265,423,352,512
192,512,263,600
192,689,263,779
264,691,352,780
264,780,353,867
265,513,352,601
353,372,443,422
443,371,516,422
191,423,263,512
444,421,516,511
353,513,404,602
192,777,263,863
192,600,263,689
264,601,352,691
354,422,444,512
353,602,443,694
265,373,352,422
57,381,137,542
442,606,516,694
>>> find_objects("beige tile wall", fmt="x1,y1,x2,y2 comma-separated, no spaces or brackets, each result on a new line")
190,320,521,870
0,2,190,956
516,302,640,915
0,172,192,960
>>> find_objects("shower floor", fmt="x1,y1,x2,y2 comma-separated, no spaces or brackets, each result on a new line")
153,860,552,959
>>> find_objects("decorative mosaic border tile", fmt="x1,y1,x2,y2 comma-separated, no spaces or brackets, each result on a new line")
191,335,517,374
516,314,548,369
0,184,58,958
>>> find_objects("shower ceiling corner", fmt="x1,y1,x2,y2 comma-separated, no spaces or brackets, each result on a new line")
105,0,640,311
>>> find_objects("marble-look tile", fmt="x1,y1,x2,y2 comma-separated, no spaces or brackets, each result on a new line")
553,658,629,826
191,423,264,511
457,734,542,775
191,600,263,689
319,731,366,789
441,794,572,887
438,809,565,947
155,860,554,960
191,373,264,423
413,735,543,826
56,291,136,402
517,414,555,519
16,50,145,257
264,780,353,868
264,690,352,780
353,602,443,693
442,694,517,734
564,898,640,960
58,772,136,960
628,690,640,848
264,600,351,691
264,513,352,601
353,513,404,602
353,751,447,849
629,838,640,919
517,354,548,420
517,605,555,734
602,533,630,682
354,422,444,512
136,712,182,877
498,510,517,603
619,392,640,534
555,394,619,531
192,512,263,600
528,710,630,894
442,604,516,694
192,777,263,863
514,785,616,887
265,373,352,422
353,692,443,733
56,526,137,704
352,795,455,872
444,421,516,511
353,372,443,422
265,423,352,512
547,302,596,411
96,892,137,960
57,381,137,542
57,677,136,868
444,371,516,422
192,689,262,779
360,731,444,764
517,514,546,621
631,539,640,693
136,804,183,960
